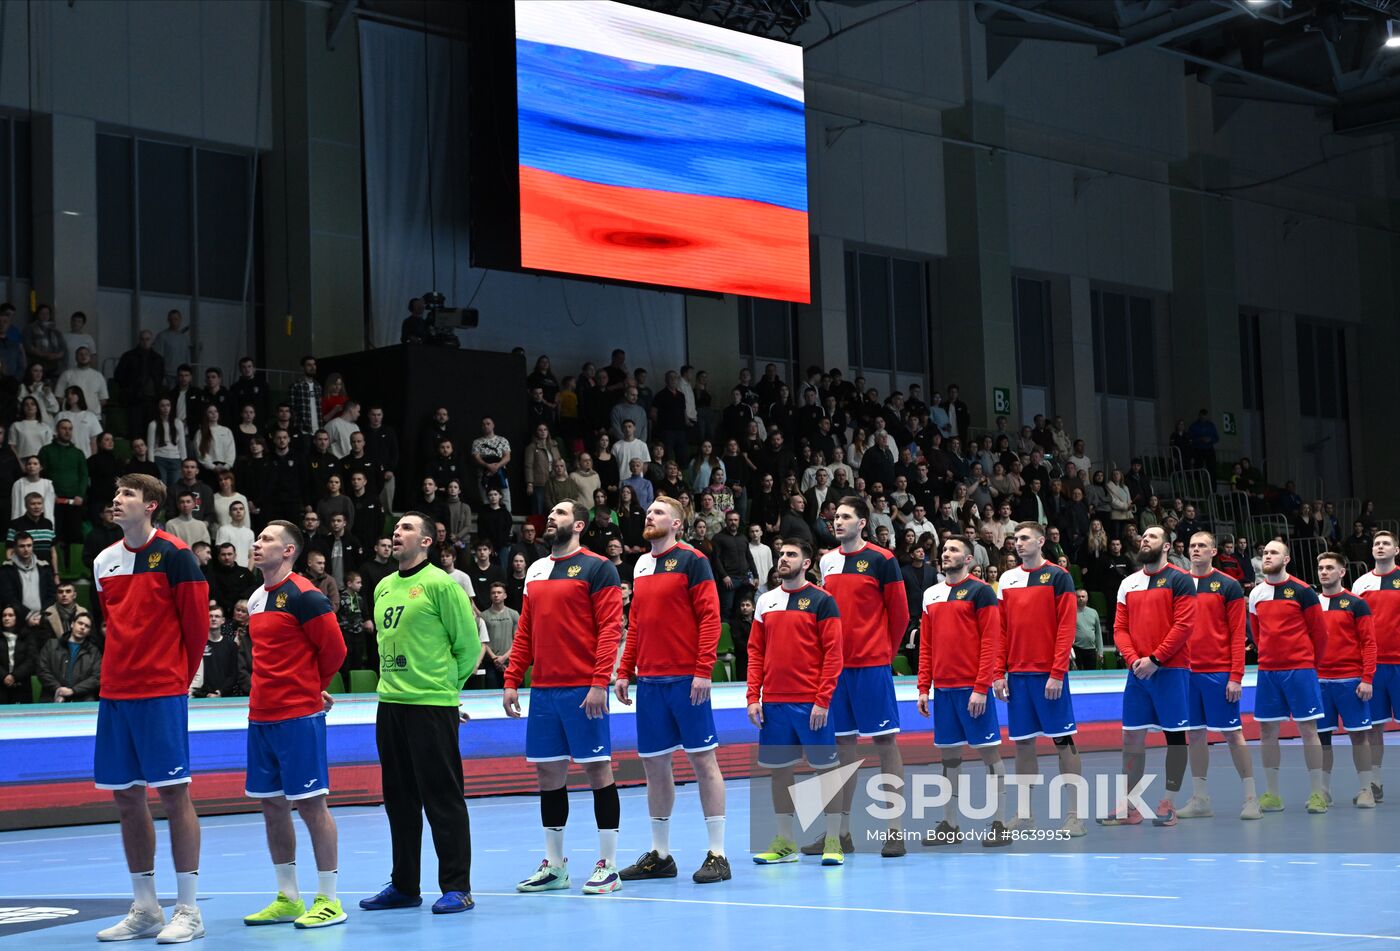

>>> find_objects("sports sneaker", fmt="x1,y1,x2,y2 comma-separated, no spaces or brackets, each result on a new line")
1373,782,1384,803
1306,791,1329,814
1061,815,1087,837
295,896,348,927
881,831,907,857
820,835,844,866
359,883,423,909
753,835,799,864
1176,796,1213,818
243,893,305,926
430,892,473,915
155,904,204,944
1005,815,1035,831
1323,790,1334,806
1151,798,1178,827
981,820,1012,848
618,850,678,881
1258,792,1285,812
1240,797,1263,820
581,860,621,894
692,851,732,884
922,818,960,847
1097,804,1142,826
97,904,165,941
1355,787,1377,808
517,859,570,892
801,831,854,855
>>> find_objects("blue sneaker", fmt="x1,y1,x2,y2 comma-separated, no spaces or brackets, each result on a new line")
358,884,423,911
431,892,474,915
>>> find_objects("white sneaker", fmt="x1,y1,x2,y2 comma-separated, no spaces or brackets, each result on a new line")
1060,815,1087,837
1177,796,1214,818
155,904,204,944
1355,787,1377,809
1240,797,1263,820
96,904,165,941
1005,815,1035,831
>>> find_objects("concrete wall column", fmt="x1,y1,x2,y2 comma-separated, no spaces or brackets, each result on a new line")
31,115,98,329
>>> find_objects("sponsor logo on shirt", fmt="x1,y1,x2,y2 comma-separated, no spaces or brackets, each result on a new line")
568,565,583,578
592,746,605,753
275,592,288,609
147,552,163,570
408,585,423,600
167,766,184,776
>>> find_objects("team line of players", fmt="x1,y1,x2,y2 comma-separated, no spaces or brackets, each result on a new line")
83,478,1400,941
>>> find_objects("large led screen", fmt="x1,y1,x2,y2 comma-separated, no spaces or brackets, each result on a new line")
514,0,810,302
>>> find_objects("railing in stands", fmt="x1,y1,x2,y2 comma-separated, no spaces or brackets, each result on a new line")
1250,514,1289,544
1207,490,1252,542
1171,467,1214,505
1288,535,1331,588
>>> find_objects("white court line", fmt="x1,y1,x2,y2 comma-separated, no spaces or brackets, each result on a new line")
1187,859,1214,863
997,888,1179,901
1344,863,1372,867
1238,859,1267,863
1138,856,1167,861
1288,861,1318,866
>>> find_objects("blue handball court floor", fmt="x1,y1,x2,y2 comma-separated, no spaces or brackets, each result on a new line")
3,746,1400,949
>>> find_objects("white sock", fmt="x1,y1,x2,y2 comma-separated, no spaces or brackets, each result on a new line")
1265,766,1280,796
825,812,841,841
316,869,337,902
705,816,725,857
650,817,671,858
776,813,794,840
131,870,158,913
1321,770,1332,793
944,764,962,824
838,811,851,836
1309,768,1325,795
545,827,565,866
1359,770,1374,792
273,861,299,902
176,870,199,908
1242,776,1257,800
1192,776,1209,800
599,828,618,866
988,760,1007,822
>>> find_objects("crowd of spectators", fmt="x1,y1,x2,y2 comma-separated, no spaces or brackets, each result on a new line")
0,301,1390,702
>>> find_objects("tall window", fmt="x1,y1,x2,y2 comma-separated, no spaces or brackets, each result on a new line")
0,117,32,284
1237,310,1266,466
1013,276,1053,423
738,298,796,384
97,134,256,302
843,249,928,395
1294,318,1351,497
1090,287,1158,470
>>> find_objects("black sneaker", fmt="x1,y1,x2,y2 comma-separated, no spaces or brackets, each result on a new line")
800,832,855,855
618,850,678,881
1375,782,1385,803
881,832,907,858
921,819,960,847
981,820,1012,848
692,851,732,884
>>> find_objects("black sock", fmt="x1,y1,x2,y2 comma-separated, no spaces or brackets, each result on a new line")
1165,730,1188,793
593,783,620,829
541,785,569,828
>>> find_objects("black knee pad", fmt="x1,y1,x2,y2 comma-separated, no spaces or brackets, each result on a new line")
941,757,963,772
1165,730,1187,746
1053,735,1077,750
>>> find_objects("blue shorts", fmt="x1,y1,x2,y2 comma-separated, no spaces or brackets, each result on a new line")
1006,672,1077,741
94,696,191,790
1254,668,1324,722
1122,667,1190,732
757,702,839,769
1188,671,1243,731
636,676,719,757
525,686,611,763
932,687,1001,748
246,713,330,800
831,665,901,737
1319,679,1373,733
1370,664,1400,724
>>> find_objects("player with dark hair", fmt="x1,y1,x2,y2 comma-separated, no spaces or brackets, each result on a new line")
1100,526,1195,827
1355,530,1399,801
92,473,211,943
747,537,846,866
506,500,625,895
1315,551,1376,808
991,521,1085,836
1177,531,1258,820
241,519,348,928
808,495,909,857
1249,539,1328,814
360,512,482,914
917,535,1010,846
615,496,730,884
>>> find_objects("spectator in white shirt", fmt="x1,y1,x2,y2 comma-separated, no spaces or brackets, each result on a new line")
211,471,251,528
147,397,186,492
215,500,255,568
165,490,212,548
10,455,55,524
10,398,53,460
325,400,361,459
18,363,59,423
1067,439,1093,476
56,387,102,457
612,419,650,476
746,523,773,584
903,503,937,542
56,346,106,420
193,404,236,478
62,311,97,370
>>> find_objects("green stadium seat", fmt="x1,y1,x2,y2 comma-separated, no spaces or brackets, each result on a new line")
350,670,378,693
75,581,92,610
113,436,132,464
521,669,531,688
1087,591,1109,621
31,676,42,702
891,655,912,676
327,673,346,694
717,623,733,655
60,544,86,582
711,660,730,683
1070,566,1083,588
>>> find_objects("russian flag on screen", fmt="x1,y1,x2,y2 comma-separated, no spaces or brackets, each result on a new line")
514,0,810,303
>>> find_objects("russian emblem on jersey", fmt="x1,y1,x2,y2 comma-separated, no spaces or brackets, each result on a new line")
1039,572,1051,583
147,552,162,570
856,559,869,573
1340,598,1351,609
274,592,288,609
567,564,583,577
955,588,970,600
1284,587,1296,598
1392,578,1399,589
797,597,812,610
664,557,678,571
1156,576,1167,587
408,585,424,600
1210,581,1221,592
